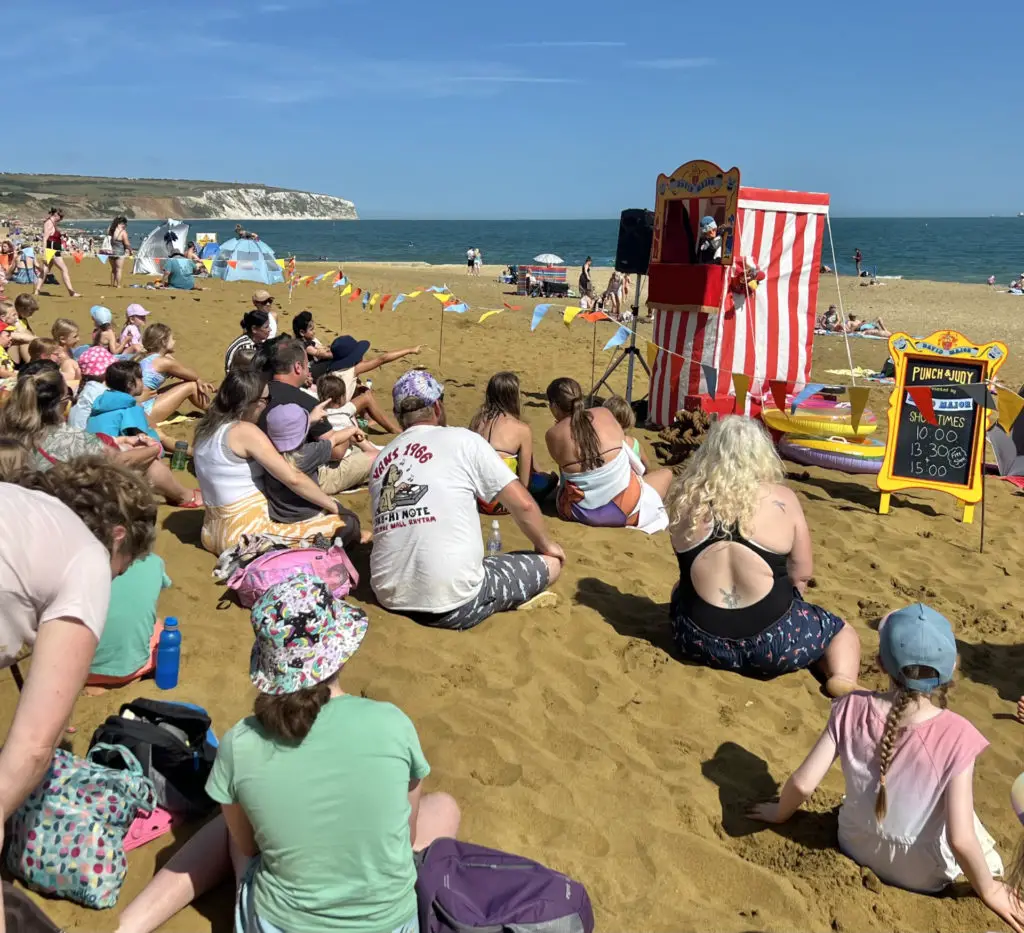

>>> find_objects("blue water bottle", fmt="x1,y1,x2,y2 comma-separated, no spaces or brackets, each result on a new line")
155,617,181,690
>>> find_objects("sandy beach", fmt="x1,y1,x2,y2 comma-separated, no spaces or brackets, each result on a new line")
2,257,1024,933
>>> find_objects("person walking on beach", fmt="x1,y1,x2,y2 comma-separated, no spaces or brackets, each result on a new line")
34,208,79,298
853,248,863,277
467,247,475,274
108,215,132,288
473,248,482,276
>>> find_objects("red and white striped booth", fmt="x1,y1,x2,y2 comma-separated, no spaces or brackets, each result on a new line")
646,161,829,426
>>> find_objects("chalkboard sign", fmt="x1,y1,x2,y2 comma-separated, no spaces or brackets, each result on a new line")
878,330,1007,524
890,356,984,488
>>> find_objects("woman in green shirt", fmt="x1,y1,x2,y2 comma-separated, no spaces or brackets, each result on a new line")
116,574,461,933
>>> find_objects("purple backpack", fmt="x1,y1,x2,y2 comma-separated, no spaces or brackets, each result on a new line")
227,546,358,608
416,838,594,933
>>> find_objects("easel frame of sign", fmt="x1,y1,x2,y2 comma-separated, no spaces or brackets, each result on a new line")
877,329,1007,523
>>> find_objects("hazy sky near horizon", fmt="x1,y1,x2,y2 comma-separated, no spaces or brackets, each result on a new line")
5,0,1021,219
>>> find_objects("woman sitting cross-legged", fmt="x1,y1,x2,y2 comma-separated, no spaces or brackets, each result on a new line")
192,370,348,554
115,574,461,933
469,371,557,513
664,415,862,697
544,376,672,532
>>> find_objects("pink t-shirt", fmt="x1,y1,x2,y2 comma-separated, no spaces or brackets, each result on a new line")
0,484,111,667
120,323,142,347
828,692,1001,892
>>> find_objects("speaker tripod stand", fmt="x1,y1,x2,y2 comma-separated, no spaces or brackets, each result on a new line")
589,274,648,404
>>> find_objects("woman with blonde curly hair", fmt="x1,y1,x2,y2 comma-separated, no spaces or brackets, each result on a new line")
665,415,861,696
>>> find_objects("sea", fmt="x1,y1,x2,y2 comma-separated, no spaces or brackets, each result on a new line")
67,217,1024,285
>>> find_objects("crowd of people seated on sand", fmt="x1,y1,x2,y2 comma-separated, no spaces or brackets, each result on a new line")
2,279,1024,931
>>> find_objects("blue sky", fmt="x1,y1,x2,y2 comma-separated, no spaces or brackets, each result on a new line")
5,0,1022,218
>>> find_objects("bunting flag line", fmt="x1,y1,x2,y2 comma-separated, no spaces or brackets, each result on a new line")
997,388,1024,432
790,383,826,414
849,386,872,431
768,379,788,413
701,364,719,399
603,325,631,351
733,373,751,414
581,310,611,323
563,306,583,328
907,386,938,425
531,304,553,331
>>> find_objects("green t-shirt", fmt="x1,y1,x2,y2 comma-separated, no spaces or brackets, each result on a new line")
207,695,430,933
89,553,171,677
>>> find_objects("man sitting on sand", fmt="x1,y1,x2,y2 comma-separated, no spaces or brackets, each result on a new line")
369,369,565,630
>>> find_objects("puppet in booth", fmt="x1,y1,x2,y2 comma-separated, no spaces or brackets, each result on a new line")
697,216,722,264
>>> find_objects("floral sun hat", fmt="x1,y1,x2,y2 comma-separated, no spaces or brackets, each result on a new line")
249,573,368,695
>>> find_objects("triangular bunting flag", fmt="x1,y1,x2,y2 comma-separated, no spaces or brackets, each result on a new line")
433,292,451,304
97,254,108,264
790,383,825,414
406,291,422,299
581,310,610,323
531,304,553,331
849,386,871,431
563,306,583,327
503,302,521,311
646,341,658,373
907,386,938,425
997,388,1024,432
701,364,718,398
349,288,361,302
368,292,380,309
603,326,631,351
379,294,392,310
362,292,371,309
391,294,406,311
962,383,996,411
445,302,469,314
227,260,238,269
340,284,352,297
768,380,788,413
478,310,502,324
733,373,751,414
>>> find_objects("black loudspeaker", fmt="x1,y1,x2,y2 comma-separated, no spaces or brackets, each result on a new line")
614,208,654,276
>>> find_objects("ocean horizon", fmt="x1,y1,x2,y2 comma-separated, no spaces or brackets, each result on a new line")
66,217,1024,285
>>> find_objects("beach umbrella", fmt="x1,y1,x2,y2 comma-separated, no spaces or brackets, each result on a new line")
533,253,564,264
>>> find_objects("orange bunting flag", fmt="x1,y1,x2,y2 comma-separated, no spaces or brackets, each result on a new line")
907,386,937,425
732,373,751,414
848,386,872,431
379,294,392,310
227,260,238,269
997,388,1024,433
581,310,610,323
304,276,313,287
503,302,521,311
349,288,362,302
72,251,83,264
768,380,788,413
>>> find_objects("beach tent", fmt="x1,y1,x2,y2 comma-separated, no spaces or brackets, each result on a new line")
134,219,190,276
209,237,284,284
199,241,220,260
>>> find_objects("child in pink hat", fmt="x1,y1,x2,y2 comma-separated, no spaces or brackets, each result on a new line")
68,345,117,430
119,303,149,355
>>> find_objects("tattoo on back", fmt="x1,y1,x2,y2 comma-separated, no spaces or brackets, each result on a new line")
773,499,787,512
720,586,741,609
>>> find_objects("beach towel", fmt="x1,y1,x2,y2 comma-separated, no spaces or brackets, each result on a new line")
556,444,667,534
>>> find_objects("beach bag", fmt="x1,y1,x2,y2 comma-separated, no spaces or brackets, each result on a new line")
5,744,156,909
226,545,358,608
99,235,112,255
416,838,594,933
89,699,217,817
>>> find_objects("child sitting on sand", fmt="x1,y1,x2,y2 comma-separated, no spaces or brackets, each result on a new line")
90,305,120,355
51,318,82,387
119,303,149,355
0,322,16,380
28,337,79,392
315,372,381,456
87,359,163,444
749,604,1018,931
10,294,38,366
68,346,117,429
293,309,332,363
86,553,171,691
603,395,648,472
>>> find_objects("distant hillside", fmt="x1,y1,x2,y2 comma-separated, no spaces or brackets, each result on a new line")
0,174,358,221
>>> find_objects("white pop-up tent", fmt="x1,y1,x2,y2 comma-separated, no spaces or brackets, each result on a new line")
134,219,190,276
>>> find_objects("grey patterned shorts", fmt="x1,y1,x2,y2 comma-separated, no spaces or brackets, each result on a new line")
408,553,550,631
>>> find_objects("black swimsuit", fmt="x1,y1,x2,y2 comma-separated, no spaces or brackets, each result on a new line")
673,522,794,639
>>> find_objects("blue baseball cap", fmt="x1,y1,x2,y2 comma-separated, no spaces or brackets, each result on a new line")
700,216,718,232
879,603,957,693
90,305,113,326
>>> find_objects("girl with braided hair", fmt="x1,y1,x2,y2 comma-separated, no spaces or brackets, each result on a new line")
749,604,1024,932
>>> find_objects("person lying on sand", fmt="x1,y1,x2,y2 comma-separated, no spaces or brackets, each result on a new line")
750,604,1024,933
665,415,862,697
370,369,565,631
846,313,891,337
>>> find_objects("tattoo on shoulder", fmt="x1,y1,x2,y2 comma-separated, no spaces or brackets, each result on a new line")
720,586,741,609
773,499,787,512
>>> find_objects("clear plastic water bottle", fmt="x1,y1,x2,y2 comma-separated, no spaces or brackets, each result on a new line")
155,617,181,690
486,519,502,557
170,441,189,471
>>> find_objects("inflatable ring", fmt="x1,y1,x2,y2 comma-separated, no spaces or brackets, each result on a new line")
762,407,877,438
779,435,884,474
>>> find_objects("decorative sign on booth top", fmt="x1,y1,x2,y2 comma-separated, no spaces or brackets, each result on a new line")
877,329,1007,524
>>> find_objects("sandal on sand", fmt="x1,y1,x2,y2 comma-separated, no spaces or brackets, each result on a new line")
175,490,203,509
516,592,559,613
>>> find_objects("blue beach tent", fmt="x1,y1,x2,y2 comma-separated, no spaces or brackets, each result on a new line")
210,237,284,284
199,241,220,260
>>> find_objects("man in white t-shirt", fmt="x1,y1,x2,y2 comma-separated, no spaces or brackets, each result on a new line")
370,370,565,630
0,464,157,827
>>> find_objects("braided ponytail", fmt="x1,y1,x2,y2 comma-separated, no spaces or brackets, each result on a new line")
874,686,915,823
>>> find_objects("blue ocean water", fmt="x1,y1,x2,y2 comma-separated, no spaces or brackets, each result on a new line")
70,217,1024,285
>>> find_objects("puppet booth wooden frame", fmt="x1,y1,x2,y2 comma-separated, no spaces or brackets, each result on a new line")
646,160,830,425
877,329,1007,524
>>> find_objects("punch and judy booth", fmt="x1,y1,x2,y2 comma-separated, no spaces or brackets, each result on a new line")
646,160,830,425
